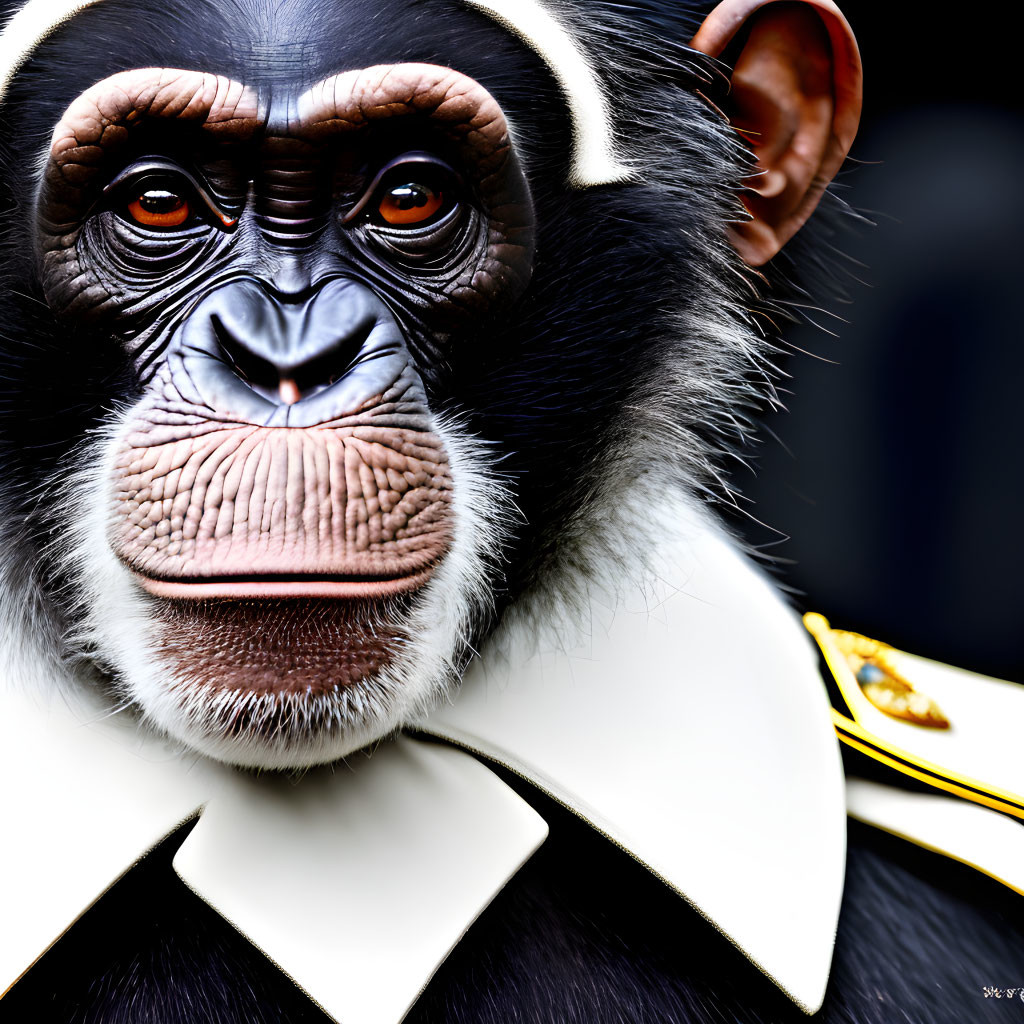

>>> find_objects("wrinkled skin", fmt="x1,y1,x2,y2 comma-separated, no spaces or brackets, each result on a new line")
32,61,534,762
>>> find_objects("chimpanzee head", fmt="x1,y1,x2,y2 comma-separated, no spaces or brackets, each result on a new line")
0,0,859,767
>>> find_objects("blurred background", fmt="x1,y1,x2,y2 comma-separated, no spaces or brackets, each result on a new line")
731,2,1024,681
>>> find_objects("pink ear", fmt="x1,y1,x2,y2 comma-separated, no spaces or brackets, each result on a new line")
691,0,862,264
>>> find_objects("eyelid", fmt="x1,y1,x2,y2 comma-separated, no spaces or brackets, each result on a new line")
103,159,237,229
342,151,461,225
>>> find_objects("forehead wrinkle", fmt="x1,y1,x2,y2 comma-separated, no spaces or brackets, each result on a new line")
290,64,510,164
260,84,305,139
48,68,262,157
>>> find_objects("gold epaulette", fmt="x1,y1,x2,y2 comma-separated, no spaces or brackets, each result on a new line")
805,613,1024,821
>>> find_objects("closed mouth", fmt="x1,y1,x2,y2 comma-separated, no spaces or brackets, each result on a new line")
131,569,434,600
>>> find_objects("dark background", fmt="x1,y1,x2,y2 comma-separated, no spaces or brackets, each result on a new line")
732,2,1024,682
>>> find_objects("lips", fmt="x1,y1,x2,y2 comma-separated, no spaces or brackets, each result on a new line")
131,568,434,601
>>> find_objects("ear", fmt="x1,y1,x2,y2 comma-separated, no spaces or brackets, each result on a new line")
691,0,862,266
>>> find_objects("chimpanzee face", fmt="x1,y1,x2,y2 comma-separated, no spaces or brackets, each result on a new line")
33,45,538,766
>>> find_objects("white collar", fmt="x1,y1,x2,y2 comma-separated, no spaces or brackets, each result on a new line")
0,505,847,1022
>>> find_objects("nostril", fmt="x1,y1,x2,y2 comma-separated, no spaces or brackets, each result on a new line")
286,332,368,399
212,314,281,395
211,313,371,407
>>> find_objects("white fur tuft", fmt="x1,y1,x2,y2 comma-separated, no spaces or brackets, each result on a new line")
461,0,634,186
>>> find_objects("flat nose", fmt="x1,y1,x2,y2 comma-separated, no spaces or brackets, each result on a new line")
209,279,377,406
174,278,410,427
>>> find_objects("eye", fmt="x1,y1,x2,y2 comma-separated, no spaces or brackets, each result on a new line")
126,187,192,229
104,160,236,232
377,181,445,227
350,155,461,231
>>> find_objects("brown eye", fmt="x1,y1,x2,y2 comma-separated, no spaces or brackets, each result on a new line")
377,182,445,226
127,189,191,228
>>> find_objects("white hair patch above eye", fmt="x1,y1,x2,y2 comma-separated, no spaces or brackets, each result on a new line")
0,0,104,105
0,0,633,188
459,0,634,187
